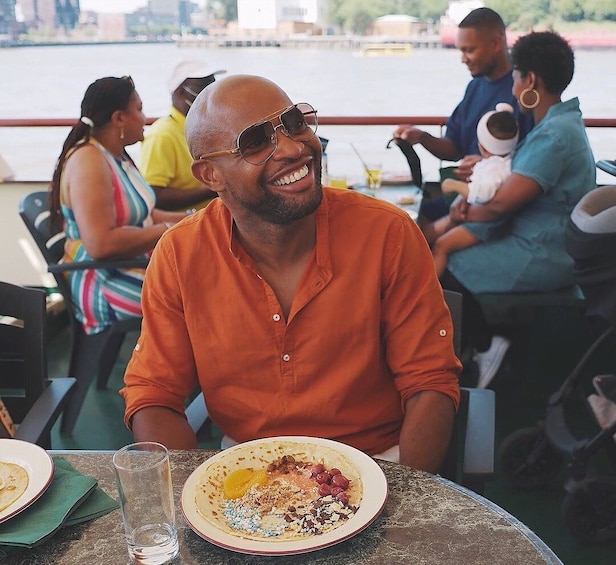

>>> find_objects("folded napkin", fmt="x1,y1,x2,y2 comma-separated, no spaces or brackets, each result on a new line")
0,456,118,548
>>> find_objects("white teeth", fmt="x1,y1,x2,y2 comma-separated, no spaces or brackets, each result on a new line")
274,165,309,186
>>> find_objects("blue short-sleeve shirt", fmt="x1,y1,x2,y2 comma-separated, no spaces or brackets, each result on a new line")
446,73,534,159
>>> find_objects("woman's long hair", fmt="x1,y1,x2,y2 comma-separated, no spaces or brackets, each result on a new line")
48,76,136,225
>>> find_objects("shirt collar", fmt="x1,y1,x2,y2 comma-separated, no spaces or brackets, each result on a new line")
169,105,186,125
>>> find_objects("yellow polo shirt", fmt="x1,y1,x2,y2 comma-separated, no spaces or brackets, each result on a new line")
140,106,210,209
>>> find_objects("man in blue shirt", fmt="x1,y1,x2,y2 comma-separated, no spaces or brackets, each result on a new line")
393,8,533,221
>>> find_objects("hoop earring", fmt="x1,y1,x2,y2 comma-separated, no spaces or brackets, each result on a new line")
520,88,540,110
120,127,125,140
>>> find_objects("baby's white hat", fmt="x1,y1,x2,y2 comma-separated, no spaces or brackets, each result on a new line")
477,102,519,156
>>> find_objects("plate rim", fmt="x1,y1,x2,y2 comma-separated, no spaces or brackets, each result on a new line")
0,438,55,524
181,436,388,556
381,173,414,186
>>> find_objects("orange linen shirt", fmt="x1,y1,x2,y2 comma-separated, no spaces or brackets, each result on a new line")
121,188,461,455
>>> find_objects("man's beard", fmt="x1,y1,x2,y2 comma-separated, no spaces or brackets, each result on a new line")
228,176,323,225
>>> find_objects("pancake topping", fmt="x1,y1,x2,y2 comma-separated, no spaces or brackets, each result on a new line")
210,454,359,539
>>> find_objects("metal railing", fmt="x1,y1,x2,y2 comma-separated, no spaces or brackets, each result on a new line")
1,116,615,183
2,116,616,128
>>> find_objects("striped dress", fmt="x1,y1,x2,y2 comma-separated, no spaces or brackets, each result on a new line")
61,139,156,335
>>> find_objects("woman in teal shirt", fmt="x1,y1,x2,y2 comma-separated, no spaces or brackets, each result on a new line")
440,31,596,350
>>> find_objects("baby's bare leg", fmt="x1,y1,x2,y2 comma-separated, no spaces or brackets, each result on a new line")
441,178,470,198
432,226,481,278
423,215,456,245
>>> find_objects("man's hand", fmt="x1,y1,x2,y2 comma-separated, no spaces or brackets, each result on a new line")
392,125,427,145
448,195,470,224
453,154,482,181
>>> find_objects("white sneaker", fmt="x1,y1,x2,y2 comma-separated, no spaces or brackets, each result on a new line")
474,335,511,389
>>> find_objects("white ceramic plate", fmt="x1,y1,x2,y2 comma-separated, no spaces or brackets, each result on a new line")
0,438,54,524
181,436,388,555
381,173,414,186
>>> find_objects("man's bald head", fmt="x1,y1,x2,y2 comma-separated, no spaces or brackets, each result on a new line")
185,74,293,160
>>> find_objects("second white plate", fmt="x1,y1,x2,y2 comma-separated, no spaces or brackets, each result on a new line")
0,438,55,524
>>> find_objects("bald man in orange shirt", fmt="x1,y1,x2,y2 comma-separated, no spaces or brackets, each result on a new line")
121,75,461,473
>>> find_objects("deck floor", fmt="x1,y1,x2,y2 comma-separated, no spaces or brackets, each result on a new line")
46,309,616,564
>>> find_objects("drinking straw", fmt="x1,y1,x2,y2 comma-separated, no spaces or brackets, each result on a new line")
350,143,370,174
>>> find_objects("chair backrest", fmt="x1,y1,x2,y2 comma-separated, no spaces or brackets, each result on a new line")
18,191,66,267
441,289,495,493
0,281,48,422
18,191,79,332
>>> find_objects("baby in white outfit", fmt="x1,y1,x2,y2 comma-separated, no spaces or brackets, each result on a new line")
428,103,520,278
441,103,519,204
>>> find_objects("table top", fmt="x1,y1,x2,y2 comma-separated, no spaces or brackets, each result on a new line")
2,450,563,565
351,183,423,222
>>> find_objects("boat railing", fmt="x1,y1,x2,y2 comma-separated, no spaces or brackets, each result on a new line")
2,116,615,128
1,116,615,183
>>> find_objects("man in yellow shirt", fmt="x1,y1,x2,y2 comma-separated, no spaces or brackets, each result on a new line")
140,60,226,210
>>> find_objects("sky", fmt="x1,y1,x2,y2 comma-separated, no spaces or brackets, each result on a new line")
79,1,205,14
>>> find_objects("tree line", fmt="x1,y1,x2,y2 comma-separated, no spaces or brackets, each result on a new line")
328,0,616,33
208,0,616,34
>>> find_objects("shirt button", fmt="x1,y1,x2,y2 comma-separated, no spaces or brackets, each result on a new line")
134,343,140,351
282,354,291,362
439,329,447,337
273,314,281,322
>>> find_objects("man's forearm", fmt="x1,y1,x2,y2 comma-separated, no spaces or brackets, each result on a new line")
419,134,461,162
398,391,456,474
131,406,198,449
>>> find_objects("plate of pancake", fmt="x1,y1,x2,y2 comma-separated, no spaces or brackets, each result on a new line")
181,436,388,555
0,439,54,524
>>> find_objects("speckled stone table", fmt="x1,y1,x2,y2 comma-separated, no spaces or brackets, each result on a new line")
1,450,563,565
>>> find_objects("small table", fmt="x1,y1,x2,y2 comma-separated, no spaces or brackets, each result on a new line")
352,183,423,222
2,450,562,564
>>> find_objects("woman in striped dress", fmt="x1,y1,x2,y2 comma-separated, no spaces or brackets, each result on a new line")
49,76,188,335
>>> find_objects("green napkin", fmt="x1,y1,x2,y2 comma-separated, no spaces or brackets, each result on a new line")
0,456,118,548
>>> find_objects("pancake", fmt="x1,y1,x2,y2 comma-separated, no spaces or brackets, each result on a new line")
0,461,29,513
194,439,362,541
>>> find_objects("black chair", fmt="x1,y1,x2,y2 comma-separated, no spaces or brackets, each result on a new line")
0,280,76,448
187,290,495,493
441,289,496,493
18,191,146,436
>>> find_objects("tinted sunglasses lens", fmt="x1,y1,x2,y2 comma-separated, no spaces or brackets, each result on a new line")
238,121,275,164
282,104,317,138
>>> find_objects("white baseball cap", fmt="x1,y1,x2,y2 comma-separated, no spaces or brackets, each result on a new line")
167,60,226,94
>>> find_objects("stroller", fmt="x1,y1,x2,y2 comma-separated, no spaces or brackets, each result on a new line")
498,184,616,543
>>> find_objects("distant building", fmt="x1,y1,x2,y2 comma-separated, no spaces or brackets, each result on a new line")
17,0,78,29
372,14,428,37
0,0,16,38
236,0,327,35
439,0,484,47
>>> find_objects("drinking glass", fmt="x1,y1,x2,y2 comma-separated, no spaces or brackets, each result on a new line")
113,442,179,565
329,174,348,189
365,163,382,190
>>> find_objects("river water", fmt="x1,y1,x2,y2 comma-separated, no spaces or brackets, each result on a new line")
1,42,615,182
